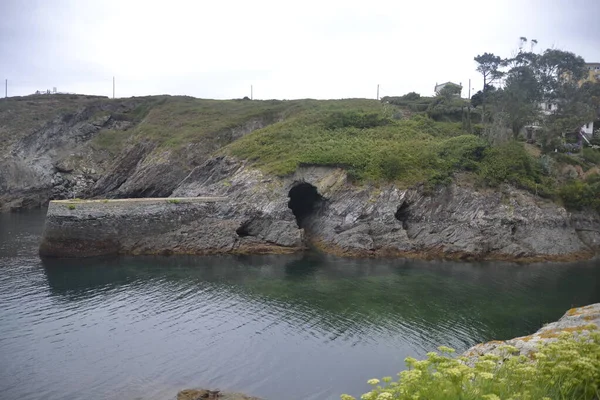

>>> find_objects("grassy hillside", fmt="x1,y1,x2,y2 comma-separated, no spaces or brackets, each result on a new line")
0,94,107,151
3,94,600,209
224,101,554,192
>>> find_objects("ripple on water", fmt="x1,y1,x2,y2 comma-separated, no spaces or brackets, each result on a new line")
1,212,600,400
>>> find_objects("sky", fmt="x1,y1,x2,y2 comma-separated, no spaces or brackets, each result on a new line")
1,0,600,100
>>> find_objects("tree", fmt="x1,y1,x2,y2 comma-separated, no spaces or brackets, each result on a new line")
535,49,587,101
471,85,496,108
474,53,504,123
402,92,421,101
500,65,542,138
437,83,462,100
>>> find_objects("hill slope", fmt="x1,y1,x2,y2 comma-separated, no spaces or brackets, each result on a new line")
1,94,599,213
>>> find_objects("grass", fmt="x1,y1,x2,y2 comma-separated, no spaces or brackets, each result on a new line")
0,94,106,151
4,94,600,204
226,107,539,188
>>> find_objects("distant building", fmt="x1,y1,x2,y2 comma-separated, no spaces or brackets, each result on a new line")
583,62,600,83
583,121,594,136
434,81,462,96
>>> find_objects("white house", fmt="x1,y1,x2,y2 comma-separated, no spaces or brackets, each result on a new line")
434,81,462,96
583,121,595,136
538,102,594,137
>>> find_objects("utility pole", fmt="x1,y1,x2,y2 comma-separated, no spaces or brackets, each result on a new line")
112,76,115,99
4,79,7,98
377,84,379,100
467,78,472,133
251,85,253,100
468,79,471,99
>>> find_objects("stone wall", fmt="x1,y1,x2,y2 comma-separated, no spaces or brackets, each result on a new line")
39,197,304,257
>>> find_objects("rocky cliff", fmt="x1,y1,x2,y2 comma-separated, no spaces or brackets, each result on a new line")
4,95,600,261
0,95,284,211
172,156,600,261
40,155,600,261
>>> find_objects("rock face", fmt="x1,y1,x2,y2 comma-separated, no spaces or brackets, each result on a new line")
40,156,600,260
0,99,141,211
177,388,261,400
0,98,281,212
464,303,600,360
172,156,600,261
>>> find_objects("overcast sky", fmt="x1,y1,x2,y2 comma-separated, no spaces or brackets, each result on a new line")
1,0,599,100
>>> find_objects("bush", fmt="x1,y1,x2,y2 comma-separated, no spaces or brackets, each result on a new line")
582,147,600,164
341,330,600,400
402,92,421,101
478,141,540,188
324,111,389,130
426,97,468,122
472,124,484,136
559,179,600,211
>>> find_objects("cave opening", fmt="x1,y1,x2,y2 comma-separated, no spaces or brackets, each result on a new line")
395,202,410,230
236,222,251,237
288,182,324,228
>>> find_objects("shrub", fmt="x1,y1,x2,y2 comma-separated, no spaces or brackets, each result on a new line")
67,204,76,210
402,92,421,101
472,124,484,136
478,141,540,188
341,330,600,400
324,111,389,130
582,147,600,164
559,179,600,211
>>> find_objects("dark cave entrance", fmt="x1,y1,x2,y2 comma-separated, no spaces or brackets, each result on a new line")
395,201,410,230
288,182,324,228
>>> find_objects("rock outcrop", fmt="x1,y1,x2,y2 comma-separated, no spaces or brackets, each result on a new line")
39,155,600,260
0,99,141,211
172,156,600,262
0,97,282,212
177,388,261,400
464,303,600,360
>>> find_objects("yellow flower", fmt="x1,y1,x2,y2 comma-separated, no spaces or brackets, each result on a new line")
482,395,500,400
479,372,494,380
367,379,380,386
377,394,393,400
438,345,456,353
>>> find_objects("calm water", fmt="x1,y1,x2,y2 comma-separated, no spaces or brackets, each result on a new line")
1,211,599,400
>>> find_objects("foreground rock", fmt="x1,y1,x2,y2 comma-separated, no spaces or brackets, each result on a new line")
39,156,600,260
464,303,600,360
177,389,261,400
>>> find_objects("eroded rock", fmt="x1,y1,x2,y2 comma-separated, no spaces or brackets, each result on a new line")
463,303,600,361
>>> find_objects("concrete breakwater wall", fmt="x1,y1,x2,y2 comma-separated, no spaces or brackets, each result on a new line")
39,197,304,257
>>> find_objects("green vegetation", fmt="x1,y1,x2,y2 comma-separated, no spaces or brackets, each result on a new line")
342,330,600,400
559,175,600,211
227,108,480,186
0,94,104,151
167,199,181,204
125,96,294,149
4,81,599,211
67,204,76,210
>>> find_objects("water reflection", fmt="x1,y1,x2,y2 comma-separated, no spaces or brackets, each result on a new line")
2,210,599,400
41,253,600,344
